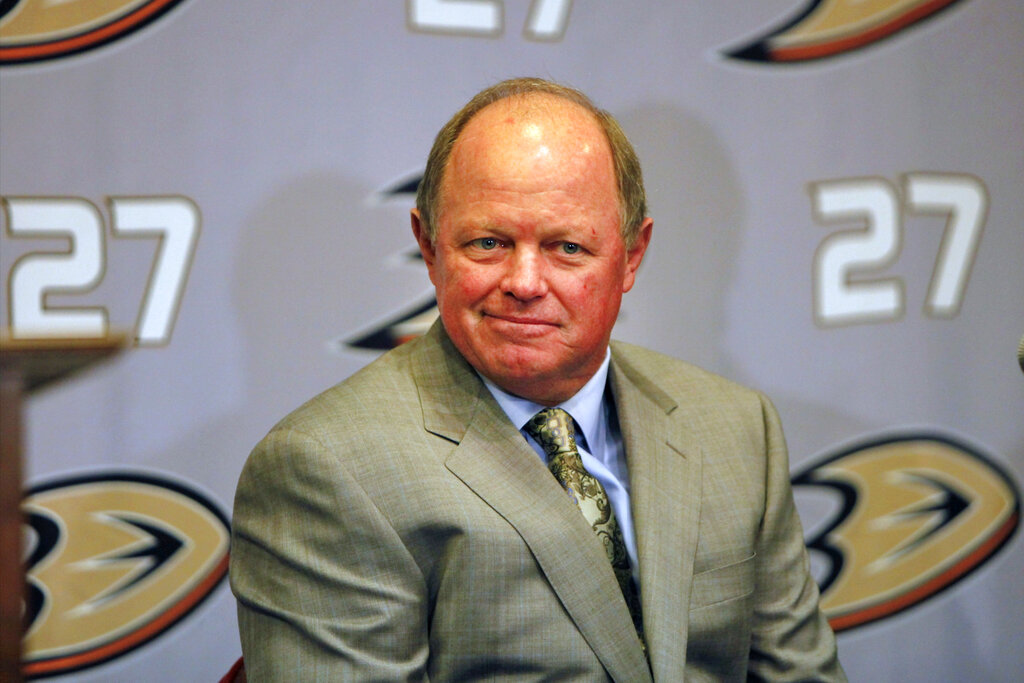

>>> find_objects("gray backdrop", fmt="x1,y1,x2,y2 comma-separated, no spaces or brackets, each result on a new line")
2,1,1022,680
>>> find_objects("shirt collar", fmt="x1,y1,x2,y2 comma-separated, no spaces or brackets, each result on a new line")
480,348,611,453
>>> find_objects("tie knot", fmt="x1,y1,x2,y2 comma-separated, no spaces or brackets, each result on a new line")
525,408,577,457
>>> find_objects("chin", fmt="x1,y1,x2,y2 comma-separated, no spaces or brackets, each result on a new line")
488,357,570,392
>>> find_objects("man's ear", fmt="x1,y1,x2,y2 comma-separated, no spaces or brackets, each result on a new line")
622,217,653,293
410,209,436,270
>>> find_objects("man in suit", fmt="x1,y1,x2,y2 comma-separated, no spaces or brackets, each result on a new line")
230,77,845,681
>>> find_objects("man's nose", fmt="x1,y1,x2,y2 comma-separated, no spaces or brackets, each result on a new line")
501,248,548,301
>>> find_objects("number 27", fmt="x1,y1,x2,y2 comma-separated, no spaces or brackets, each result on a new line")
3,196,200,346
810,174,987,327
408,0,572,39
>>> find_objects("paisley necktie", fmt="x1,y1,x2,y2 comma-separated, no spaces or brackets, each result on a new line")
525,408,644,648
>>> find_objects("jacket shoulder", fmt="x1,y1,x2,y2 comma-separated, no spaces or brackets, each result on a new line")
610,340,764,406
269,337,426,439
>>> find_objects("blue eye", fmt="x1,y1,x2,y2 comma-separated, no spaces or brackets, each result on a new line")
475,237,498,250
562,242,580,254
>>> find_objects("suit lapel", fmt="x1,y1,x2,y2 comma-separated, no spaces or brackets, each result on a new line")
413,324,651,682
610,345,702,679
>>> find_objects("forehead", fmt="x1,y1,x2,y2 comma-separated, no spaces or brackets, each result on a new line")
441,95,616,201
462,93,605,143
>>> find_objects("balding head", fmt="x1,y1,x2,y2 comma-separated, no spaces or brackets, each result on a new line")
415,77,648,248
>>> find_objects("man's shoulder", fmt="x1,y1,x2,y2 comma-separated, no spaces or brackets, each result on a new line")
609,340,763,405
271,335,430,436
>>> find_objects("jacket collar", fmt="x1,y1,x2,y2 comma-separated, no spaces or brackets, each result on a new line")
610,342,703,679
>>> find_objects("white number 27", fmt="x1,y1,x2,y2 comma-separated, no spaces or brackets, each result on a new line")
811,174,987,326
408,0,573,39
4,196,200,346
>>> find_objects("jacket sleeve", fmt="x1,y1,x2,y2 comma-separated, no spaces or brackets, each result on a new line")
229,426,431,681
747,394,847,682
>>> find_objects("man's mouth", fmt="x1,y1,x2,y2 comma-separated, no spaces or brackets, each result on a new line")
483,313,559,332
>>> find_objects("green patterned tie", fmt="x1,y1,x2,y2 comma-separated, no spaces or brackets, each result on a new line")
525,408,644,649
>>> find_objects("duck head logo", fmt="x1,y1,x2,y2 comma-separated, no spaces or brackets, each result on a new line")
21,471,229,678
794,433,1019,631
0,0,189,65
725,0,968,63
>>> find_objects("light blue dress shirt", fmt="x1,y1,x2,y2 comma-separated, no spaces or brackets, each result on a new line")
480,349,640,587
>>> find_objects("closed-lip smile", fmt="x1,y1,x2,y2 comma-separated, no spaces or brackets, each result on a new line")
485,313,557,327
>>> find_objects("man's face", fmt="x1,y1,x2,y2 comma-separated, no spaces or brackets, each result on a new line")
412,95,652,405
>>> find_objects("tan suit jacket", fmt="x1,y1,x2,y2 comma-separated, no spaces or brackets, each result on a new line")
230,322,844,681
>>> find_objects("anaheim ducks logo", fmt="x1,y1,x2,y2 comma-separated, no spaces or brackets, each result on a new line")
793,433,1019,631
0,0,188,65
21,471,229,678
725,0,968,63
345,295,440,350
339,173,440,352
